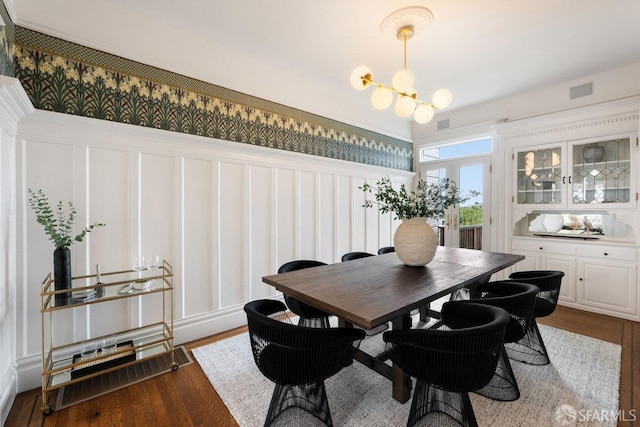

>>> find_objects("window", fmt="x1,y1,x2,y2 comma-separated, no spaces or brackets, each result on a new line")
420,137,492,162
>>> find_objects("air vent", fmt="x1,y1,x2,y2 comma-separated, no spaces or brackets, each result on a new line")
570,82,593,99
437,118,450,130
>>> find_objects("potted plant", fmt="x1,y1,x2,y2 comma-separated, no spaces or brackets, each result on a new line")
361,177,474,266
28,189,105,305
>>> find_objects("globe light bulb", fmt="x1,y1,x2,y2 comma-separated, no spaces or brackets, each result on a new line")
370,86,393,110
414,103,434,124
350,66,373,91
432,88,453,109
395,95,415,117
392,69,415,93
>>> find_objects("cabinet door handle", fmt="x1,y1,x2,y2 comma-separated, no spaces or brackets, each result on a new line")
568,176,572,184
579,278,583,281
562,176,566,184
445,214,450,228
539,247,543,250
453,215,458,230
604,252,608,256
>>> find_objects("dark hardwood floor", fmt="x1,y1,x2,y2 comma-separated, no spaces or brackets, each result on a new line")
6,305,639,427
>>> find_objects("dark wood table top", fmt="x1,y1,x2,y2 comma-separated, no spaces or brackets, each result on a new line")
262,246,525,329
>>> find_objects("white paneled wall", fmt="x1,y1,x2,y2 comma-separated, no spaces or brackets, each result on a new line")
0,77,34,424
14,109,412,391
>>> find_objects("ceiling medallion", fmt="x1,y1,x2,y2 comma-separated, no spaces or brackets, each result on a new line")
350,6,451,124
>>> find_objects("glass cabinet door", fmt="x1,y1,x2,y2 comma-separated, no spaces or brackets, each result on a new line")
515,146,563,204
570,137,631,204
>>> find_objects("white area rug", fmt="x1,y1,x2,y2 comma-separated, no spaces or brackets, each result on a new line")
193,324,620,426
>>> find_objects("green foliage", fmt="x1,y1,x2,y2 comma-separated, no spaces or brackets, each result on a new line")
460,204,483,225
360,177,478,220
27,189,105,249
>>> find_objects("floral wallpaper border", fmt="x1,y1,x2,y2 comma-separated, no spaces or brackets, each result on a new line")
0,1,14,77
6,24,413,171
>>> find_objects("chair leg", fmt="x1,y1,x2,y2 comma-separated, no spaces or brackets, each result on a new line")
407,381,479,427
264,382,332,426
505,319,551,365
449,287,470,301
298,316,331,328
473,347,520,401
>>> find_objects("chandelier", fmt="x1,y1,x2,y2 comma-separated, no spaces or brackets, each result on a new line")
350,7,452,124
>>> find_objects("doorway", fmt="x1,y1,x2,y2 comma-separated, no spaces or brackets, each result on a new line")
420,156,491,250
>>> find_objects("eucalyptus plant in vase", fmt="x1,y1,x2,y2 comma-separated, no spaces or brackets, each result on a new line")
28,189,105,305
361,177,474,266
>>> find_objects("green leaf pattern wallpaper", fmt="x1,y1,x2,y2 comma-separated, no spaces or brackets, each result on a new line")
0,7,412,171
0,3,15,77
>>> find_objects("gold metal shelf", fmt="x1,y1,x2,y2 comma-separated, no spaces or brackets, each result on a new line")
40,260,175,415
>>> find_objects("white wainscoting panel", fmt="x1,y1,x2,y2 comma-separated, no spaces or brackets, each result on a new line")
14,110,413,391
249,165,274,301
318,173,335,263
298,170,317,261
275,168,296,267
336,175,353,259
352,177,368,252
218,161,245,308
183,157,215,318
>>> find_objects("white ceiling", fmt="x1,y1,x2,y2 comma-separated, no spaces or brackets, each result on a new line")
9,0,640,141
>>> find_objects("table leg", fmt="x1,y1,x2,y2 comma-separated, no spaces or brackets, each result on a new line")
419,304,430,322
468,275,490,299
391,314,412,403
338,318,357,366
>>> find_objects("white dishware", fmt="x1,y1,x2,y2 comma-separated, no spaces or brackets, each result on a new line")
80,340,99,360
102,335,118,354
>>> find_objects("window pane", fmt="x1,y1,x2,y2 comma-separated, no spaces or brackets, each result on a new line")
421,138,492,162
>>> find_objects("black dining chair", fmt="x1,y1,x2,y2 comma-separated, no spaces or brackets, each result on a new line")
278,260,332,328
377,246,395,254
506,270,565,365
245,299,365,426
341,251,375,261
456,280,539,401
383,301,510,427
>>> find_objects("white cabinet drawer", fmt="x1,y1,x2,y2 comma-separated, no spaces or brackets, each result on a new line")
576,245,637,262
512,238,575,255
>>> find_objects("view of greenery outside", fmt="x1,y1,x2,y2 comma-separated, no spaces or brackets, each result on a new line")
460,204,482,226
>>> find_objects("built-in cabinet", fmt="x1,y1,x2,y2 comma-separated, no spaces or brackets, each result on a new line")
512,237,638,321
513,133,636,209
501,99,640,322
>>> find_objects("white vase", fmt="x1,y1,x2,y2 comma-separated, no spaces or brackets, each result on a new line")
393,217,439,266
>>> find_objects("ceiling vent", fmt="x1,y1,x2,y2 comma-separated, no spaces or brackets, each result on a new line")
570,82,593,99
437,118,450,130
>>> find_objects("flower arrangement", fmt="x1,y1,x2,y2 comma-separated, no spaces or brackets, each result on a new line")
360,176,474,220
27,189,105,249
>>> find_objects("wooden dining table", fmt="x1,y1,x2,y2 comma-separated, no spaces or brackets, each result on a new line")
262,246,524,403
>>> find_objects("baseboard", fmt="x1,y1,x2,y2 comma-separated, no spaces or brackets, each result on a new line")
15,353,41,393
0,368,17,427
173,305,249,346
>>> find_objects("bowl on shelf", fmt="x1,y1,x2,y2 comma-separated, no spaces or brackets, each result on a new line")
132,279,152,290
583,144,605,163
